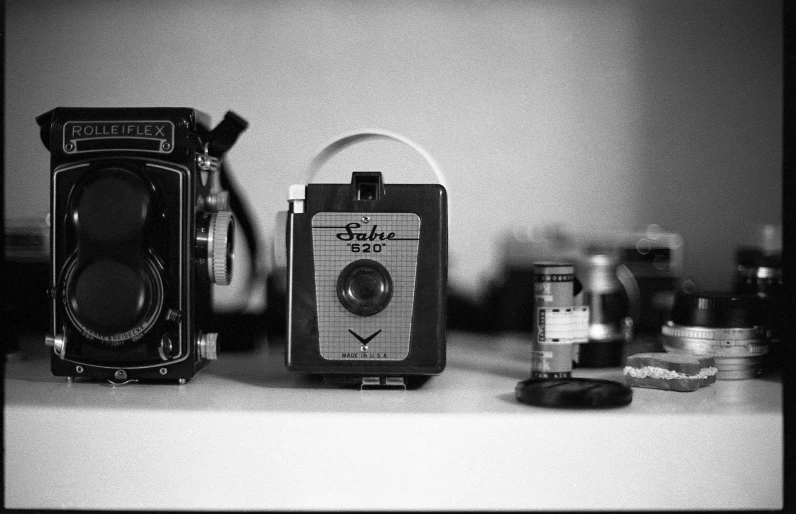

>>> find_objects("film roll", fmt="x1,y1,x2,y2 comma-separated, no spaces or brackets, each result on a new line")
530,262,588,379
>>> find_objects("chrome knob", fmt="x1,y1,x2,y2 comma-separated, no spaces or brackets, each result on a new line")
205,190,230,212
195,211,235,285
198,332,219,360
45,333,66,359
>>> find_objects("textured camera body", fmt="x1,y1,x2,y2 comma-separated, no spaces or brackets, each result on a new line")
39,107,235,383
286,173,447,381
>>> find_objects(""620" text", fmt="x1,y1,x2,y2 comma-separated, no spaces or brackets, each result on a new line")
350,243,384,253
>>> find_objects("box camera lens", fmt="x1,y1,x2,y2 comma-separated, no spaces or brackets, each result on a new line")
38,107,246,382
337,259,393,316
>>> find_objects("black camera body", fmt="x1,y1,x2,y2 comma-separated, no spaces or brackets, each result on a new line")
37,107,245,383
286,172,447,384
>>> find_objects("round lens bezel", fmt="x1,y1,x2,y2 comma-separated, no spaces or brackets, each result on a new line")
336,259,393,316
62,254,165,346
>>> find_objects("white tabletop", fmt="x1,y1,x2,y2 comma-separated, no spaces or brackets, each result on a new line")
4,332,783,511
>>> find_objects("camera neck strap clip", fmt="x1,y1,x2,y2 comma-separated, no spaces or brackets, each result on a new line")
197,143,221,174
197,143,230,212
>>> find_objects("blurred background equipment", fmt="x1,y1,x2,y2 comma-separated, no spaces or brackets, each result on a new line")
5,1,782,303
576,252,637,368
478,223,683,340
2,217,50,355
732,223,783,371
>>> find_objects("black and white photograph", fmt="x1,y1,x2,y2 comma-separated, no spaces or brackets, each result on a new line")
2,0,786,510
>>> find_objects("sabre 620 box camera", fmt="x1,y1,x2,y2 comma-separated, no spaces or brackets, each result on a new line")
37,107,247,383
285,131,448,387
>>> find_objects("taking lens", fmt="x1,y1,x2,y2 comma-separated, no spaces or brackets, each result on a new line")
337,259,393,316
66,258,163,340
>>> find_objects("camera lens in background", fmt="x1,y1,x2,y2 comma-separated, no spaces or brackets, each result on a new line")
669,290,762,328
662,291,767,380
337,259,393,316
734,248,783,372
577,253,633,368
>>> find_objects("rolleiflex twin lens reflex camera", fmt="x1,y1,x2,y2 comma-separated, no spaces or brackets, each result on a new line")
37,107,247,383
285,132,448,387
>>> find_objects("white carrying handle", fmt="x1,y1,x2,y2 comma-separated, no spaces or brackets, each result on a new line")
305,129,448,189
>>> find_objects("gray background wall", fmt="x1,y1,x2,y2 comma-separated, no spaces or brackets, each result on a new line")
4,0,782,303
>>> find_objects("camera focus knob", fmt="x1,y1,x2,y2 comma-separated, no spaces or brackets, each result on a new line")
210,211,234,285
198,332,219,360
195,211,235,285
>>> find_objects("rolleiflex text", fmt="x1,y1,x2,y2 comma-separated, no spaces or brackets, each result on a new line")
66,121,172,138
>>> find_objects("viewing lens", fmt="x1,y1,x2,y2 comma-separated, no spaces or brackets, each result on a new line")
73,168,152,243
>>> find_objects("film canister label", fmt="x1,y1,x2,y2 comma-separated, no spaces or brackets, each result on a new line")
537,306,589,343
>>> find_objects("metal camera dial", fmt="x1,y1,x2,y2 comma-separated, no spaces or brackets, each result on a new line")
195,211,234,285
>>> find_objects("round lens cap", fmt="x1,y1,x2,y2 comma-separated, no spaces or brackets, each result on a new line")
515,378,633,408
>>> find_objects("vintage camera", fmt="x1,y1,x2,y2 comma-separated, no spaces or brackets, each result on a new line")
286,146,447,385
37,107,247,383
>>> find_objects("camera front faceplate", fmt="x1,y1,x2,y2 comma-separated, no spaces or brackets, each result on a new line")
40,107,229,382
286,172,447,379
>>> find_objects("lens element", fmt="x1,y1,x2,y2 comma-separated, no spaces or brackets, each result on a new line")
73,168,153,243
65,258,163,341
337,259,393,316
